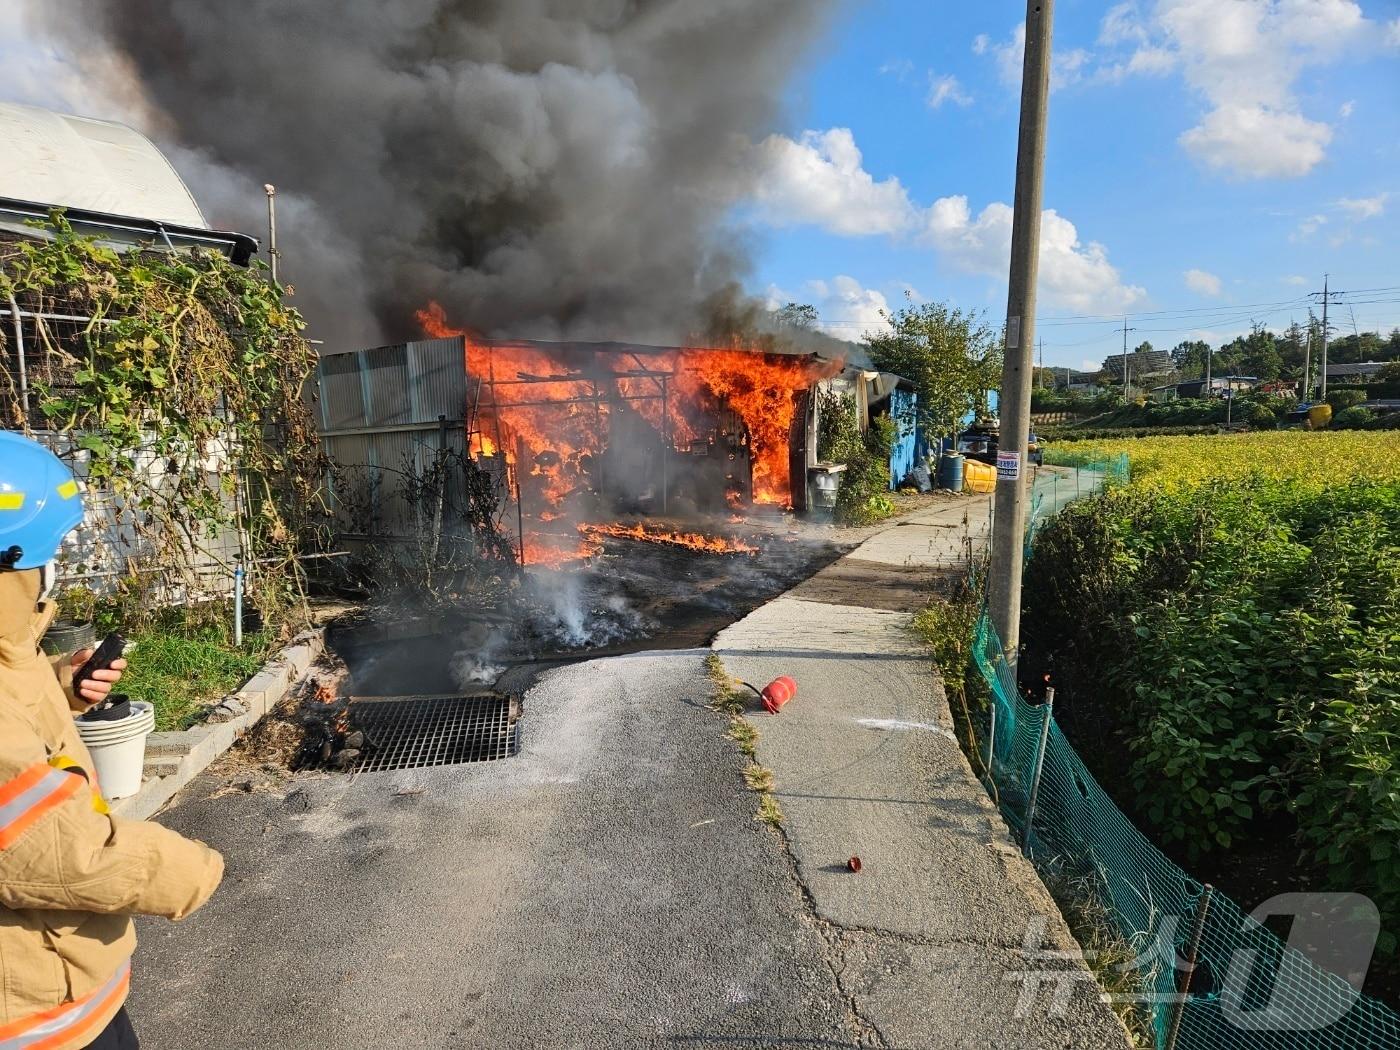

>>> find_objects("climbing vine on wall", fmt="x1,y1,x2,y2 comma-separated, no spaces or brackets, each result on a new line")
0,213,323,623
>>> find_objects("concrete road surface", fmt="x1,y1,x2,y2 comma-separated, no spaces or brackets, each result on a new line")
130,472,1125,1049
130,651,857,1049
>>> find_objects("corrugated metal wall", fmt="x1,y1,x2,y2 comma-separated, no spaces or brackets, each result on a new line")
314,337,469,541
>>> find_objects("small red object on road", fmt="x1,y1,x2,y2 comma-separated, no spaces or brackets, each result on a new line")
847,856,862,873
760,676,797,714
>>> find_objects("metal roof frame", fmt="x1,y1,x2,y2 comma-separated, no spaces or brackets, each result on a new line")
0,197,258,267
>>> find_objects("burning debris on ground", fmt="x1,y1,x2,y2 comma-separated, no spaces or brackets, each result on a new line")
307,319,882,712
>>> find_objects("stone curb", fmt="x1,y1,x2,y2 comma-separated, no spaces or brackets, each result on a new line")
109,629,324,821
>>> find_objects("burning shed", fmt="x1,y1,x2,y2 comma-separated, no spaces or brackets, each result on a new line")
313,317,888,566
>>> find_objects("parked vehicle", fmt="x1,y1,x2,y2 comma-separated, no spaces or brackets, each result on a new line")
956,424,1043,466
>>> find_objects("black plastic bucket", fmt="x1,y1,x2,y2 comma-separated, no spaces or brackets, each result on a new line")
42,619,96,656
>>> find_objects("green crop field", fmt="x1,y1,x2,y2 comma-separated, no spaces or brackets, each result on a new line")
1025,430,1400,974
1045,429,1400,489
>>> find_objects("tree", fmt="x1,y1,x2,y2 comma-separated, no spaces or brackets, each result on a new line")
862,296,1001,446
1132,340,1155,355
1171,339,1211,378
774,302,818,330
1220,324,1282,381
1279,321,1306,374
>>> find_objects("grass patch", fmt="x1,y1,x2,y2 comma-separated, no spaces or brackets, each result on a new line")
1045,875,1157,1046
756,793,784,828
727,718,758,758
743,763,775,792
707,652,785,829
910,580,988,780
119,618,274,731
705,652,746,715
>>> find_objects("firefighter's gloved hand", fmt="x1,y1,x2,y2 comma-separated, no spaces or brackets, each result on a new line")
69,649,128,707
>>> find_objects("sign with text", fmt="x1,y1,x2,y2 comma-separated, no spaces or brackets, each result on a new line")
997,451,1021,481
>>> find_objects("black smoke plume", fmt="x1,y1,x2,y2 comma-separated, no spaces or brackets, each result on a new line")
41,0,840,351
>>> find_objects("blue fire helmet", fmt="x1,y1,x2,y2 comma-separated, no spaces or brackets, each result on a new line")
0,432,84,571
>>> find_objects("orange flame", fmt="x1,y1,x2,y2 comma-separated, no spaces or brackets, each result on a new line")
521,533,603,569
578,522,758,554
417,301,839,509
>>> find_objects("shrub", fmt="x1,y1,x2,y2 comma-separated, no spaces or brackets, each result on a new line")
820,392,896,526
1333,405,1376,429
1247,403,1278,429
1327,388,1367,411
1020,436,1400,942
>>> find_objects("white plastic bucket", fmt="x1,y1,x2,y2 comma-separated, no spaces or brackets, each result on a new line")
74,701,156,800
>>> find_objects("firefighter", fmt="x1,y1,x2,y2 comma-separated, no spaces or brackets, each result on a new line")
0,431,224,1049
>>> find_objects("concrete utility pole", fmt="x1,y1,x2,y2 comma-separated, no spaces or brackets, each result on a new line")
1312,275,1343,401
988,0,1055,663
1302,330,1311,402
1121,318,1136,403
1320,275,1329,400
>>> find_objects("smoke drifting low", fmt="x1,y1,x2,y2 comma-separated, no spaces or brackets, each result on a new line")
43,0,839,350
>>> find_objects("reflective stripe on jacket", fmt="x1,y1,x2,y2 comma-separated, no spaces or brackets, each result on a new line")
0,960,129,1050
0,765,84,851
0,569,224,1050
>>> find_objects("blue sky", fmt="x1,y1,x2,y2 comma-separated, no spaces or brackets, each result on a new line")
2,1,1397,369
747,0,1400,369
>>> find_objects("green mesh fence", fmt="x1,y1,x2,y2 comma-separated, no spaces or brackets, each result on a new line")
970,462,1400,1049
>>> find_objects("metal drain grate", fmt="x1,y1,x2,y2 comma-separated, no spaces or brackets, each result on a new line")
346,694,517,772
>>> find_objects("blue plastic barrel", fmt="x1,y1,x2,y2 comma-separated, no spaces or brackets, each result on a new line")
936,452,965,491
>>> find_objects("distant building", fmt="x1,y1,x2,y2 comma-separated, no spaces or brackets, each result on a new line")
1102,350,1174,382
1175,376,1258,399
1053,368,1103,393
1325,362,1387,382
1149,383,1178,403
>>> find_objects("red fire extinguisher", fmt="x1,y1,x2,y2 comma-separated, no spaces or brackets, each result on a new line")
742,675,797,714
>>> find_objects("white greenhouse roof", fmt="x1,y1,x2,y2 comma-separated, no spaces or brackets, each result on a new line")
0,101,207,228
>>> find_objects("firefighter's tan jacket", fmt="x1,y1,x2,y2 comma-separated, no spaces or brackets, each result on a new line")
0,570,224,1050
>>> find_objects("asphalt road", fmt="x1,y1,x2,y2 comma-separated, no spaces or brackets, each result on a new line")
129,471,1123,1049
129,651,855,1049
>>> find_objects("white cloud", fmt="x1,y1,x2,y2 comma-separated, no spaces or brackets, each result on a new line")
1389,17,1400,46
879,58,915,80
1056,48,1094,87
1095,0,1389,179
749,128,917,236
1336,193,1388,220
980,23,1093,90
926,73,972,109
1293,213,1328,239
1178,103,1332,178
987,24,1027,86
1100,3,1151,46
1283,274,1308,286
1184,268,1222,296
1125,46,1177,75
750,127,1147,315
1339,99,1355,118
923,195,1146,313
805,276,893,337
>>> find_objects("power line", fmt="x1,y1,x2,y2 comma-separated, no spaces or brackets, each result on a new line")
1312,275,1344,399
811,291,1400,330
